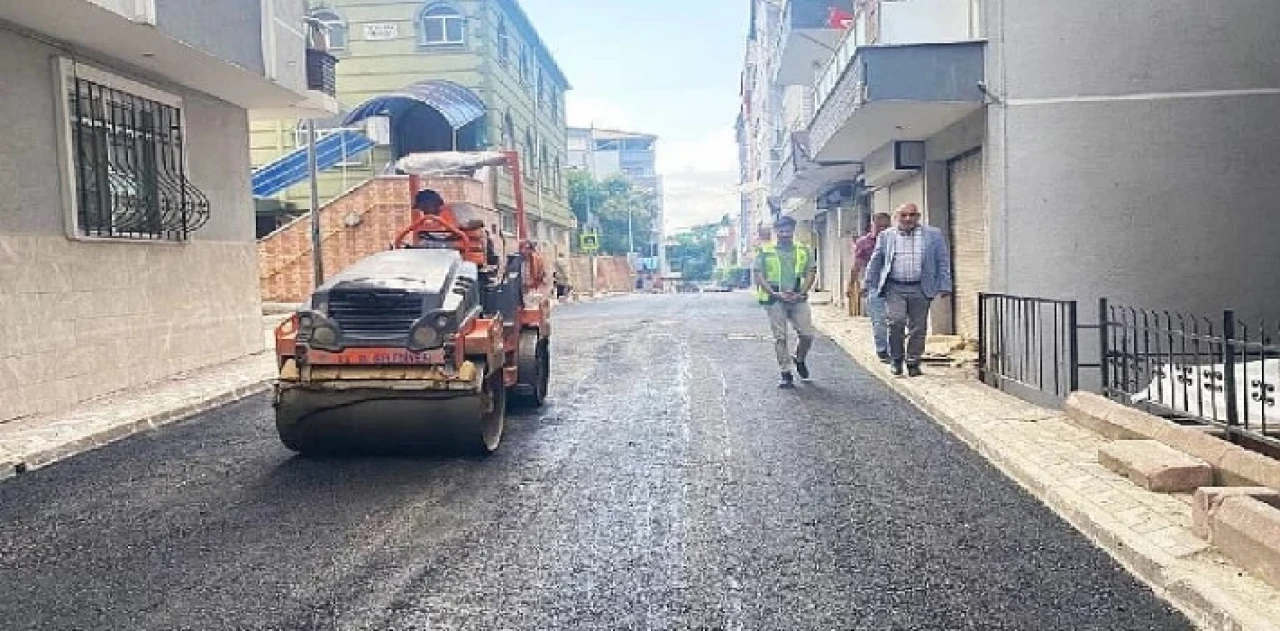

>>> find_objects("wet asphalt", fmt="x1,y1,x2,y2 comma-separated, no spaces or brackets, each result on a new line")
0,293,1191,630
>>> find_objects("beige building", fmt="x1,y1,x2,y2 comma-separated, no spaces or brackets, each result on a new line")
251,0,575,254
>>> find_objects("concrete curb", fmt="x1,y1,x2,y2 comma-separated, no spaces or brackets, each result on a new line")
0,450,17,482
811,311,1280,631
3,378,274,478
1066,393,1280,491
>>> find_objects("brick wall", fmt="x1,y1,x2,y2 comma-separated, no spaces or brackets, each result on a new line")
258,176,499,303
567,256,636,293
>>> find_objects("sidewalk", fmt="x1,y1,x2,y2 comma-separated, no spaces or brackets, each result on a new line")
0,335,278,481
811,305,1280,630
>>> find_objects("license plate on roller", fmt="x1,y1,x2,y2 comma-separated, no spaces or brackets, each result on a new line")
305,348,447,365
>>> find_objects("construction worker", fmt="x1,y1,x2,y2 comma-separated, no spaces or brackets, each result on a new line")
754,216,818,389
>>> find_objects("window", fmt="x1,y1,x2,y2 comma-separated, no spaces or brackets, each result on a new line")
519,45,532,85
539,141,549,188
550,90,560,122
524,130,536,179
501,112,515,149
419,4,465,46
61,63,209,241
536,69,546,108
496,17,509,66
309,9,347,50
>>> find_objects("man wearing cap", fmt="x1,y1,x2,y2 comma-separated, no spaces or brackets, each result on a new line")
754,216,818,389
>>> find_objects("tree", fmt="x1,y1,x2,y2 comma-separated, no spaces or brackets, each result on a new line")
567,170,658,256
666,220,721,282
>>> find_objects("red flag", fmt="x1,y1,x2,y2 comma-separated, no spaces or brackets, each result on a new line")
828,7,854,29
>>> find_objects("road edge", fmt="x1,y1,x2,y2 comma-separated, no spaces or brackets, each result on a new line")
19,381,275,474
811,309,1280,631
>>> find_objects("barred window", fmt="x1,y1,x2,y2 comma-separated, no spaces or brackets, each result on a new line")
67,75,209,240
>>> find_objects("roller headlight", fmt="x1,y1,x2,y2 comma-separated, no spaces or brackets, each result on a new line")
433,313,452,330
311,325,339,348
296,309,342,351
410,325,439,349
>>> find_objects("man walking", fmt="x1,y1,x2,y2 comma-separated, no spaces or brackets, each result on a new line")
854,212,893,363
863,203,952,377
754,216,818,389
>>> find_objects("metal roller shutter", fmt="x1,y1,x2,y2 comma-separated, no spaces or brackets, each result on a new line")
948,149,987,341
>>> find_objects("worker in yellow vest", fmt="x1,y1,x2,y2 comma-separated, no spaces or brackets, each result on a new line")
754,216,818,389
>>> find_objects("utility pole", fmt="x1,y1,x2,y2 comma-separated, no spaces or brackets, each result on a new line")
307,119,324,287
585,123,597,297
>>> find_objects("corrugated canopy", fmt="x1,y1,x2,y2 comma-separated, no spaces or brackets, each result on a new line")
342,80,486,130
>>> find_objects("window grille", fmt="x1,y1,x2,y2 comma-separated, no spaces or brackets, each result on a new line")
68,76,210,240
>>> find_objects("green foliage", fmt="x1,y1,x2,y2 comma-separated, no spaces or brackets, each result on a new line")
667,221,721,282
568,170,658,256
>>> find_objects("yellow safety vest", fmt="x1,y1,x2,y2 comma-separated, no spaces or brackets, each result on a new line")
755,242,811,304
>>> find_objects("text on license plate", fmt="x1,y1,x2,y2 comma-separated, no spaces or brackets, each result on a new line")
306,348,447,365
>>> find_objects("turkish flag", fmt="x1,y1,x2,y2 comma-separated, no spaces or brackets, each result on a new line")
828,7,854,29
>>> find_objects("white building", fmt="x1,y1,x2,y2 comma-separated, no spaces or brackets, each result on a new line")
0,0,334,420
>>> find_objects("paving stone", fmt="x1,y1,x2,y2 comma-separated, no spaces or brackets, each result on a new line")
1098,440,1214,493
1194,487,1280,540
1211,497,1280,590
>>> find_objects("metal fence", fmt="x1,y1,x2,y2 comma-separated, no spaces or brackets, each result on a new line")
977,293,1080,400
977,292,1279,450
1100,300,1279,450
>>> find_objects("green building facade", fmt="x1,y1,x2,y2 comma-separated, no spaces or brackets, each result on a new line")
250,0,574,249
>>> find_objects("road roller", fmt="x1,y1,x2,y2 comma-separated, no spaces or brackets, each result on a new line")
271,150,551,456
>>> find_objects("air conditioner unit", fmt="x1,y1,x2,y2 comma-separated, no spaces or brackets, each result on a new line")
894,141,926,170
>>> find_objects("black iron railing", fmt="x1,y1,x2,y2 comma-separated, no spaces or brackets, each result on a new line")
1101,301,1279,449
978,293,1081,400
978,291,1280,450
68,76,210,241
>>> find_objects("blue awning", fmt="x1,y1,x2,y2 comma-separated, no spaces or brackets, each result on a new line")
341,79,487,130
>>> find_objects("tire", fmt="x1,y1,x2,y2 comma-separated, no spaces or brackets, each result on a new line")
510,329,549,409
466,366,507,456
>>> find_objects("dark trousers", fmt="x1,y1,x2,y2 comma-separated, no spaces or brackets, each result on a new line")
885,281,932,365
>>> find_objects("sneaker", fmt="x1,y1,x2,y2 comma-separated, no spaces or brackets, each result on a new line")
907,364,923,378
779,372,796,389
877,352,891,364
890,361,904,376
793,356,810,380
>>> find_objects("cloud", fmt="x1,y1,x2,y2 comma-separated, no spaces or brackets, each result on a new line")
565,93,637,130
656,127,740,232
660,170,739,232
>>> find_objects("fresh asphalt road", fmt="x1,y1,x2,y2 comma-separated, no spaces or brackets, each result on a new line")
0,293,1190,630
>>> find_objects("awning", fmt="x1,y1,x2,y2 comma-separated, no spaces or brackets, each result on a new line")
342,80,487,130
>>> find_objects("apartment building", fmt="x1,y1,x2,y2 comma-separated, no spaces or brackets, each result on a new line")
251,0,575,253
567,126,665,273
0,0,332,419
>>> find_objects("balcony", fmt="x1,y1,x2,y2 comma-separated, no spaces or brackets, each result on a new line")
806,0,985,163
0,0,329,113
773,134,863,202
808,41,984,163
773,0,854,86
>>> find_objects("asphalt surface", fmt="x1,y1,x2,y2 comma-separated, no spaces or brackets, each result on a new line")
0,293,1191,630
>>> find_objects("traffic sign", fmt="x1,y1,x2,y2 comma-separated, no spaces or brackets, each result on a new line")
580,232,600,252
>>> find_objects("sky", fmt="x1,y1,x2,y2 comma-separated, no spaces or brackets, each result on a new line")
517,0,749,233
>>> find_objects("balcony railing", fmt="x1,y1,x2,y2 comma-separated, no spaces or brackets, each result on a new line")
813,0,981,119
